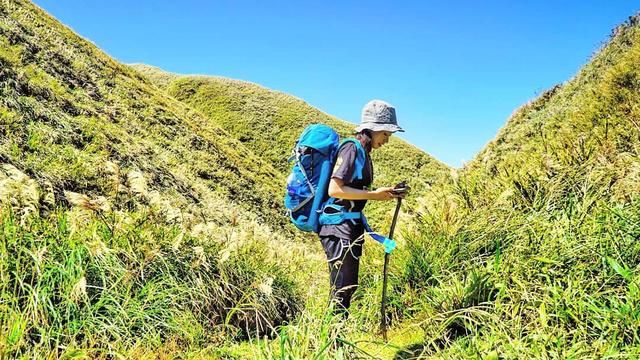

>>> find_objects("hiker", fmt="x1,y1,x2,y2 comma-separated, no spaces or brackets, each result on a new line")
318,99,405,316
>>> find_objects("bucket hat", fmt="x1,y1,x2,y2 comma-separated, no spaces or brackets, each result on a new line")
355,100,404,133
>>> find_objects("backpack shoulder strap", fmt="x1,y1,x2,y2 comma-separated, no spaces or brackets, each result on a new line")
339,138,366,182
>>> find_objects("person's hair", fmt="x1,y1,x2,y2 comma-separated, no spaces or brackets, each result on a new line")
356,129,372,153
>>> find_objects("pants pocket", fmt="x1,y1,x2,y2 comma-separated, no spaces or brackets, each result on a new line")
320,235,364,262
320,236,346,262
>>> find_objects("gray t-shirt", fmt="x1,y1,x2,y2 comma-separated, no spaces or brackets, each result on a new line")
318,142,373,239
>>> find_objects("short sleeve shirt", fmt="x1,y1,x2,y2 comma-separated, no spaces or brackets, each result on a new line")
318,142,373,239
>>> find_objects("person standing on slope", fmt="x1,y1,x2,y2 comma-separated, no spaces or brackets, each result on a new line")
318,99,406,317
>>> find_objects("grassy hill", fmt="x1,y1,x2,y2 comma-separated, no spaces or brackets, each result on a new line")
131,64,452,226
5,0,640,358
0,1,449,357
395,14,640,358
132,64,447,182
0,5,294,232
0,0,315,356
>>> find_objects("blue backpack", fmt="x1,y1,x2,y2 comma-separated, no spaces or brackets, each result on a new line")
284,124,396,252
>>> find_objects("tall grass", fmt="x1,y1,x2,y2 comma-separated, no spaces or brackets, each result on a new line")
4,1,640,358
0,205,304,358
398,15,640,358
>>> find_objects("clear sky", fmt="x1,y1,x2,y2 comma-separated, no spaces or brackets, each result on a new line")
33,1,639,167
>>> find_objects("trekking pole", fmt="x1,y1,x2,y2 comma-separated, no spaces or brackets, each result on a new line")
381,196,402,342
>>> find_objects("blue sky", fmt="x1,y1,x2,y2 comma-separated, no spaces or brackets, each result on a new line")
34,1,639,167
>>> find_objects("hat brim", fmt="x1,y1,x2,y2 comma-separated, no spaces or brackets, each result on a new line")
355,123,405,133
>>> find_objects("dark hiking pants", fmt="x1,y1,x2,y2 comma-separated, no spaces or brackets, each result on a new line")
319,234,364,317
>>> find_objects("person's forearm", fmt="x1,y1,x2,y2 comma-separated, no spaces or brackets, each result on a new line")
327,178,399,201
328,182,375,200
328,179,376,200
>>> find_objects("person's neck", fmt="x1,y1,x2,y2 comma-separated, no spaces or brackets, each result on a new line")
355,133,372,153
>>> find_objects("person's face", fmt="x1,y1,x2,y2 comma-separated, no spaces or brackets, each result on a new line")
371,130,393,149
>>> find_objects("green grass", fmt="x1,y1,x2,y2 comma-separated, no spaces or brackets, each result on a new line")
0,1,315,356
395,14,640,358
0,203,308,358
4,0,640,358
0,0,293,235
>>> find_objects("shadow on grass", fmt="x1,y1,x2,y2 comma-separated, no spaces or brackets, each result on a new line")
394,336,462,359
393,342,430,359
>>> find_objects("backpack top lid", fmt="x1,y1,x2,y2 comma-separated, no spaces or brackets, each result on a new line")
297,124,340,155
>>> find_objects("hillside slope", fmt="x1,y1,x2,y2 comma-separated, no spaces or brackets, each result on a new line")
132,64,452,225
0,1,311,357
468,16,640,209
399,15,640,358
0,2,290,231
134,64,448,182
